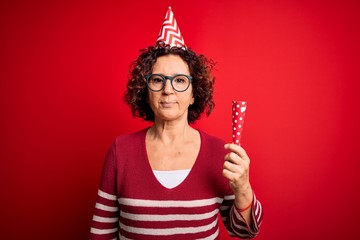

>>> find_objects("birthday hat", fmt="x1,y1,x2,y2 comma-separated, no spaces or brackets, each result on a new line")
156,7,186,48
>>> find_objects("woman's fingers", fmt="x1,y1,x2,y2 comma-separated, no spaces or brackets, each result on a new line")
224,143,249,161
223,143,251,191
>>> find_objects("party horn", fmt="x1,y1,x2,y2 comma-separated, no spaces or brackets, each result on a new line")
232,101,247,145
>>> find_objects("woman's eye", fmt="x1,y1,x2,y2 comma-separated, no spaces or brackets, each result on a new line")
174,77,186,83
151,77,163,83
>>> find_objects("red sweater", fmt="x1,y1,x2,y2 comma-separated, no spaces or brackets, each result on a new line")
90,129,263,239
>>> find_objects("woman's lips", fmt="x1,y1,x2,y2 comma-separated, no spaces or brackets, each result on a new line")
160,101,176,107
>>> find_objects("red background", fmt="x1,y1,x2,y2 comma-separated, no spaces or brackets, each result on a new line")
1,0,360,239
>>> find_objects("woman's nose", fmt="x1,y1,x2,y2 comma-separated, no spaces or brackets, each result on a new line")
163,79,174,94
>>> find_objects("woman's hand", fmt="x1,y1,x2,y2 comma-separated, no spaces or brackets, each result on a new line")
223,143,253,211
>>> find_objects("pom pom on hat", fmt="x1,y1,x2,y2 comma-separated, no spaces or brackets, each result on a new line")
156,7,186,48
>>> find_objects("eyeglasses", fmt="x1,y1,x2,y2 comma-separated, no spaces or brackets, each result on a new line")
145,74,193,92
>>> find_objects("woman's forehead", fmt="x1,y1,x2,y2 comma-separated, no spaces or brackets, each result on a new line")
152,55,189,74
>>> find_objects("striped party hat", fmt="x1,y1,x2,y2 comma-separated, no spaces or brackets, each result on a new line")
156,7,186,48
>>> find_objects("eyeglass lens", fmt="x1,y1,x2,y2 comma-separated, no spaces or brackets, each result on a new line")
147,75,190,92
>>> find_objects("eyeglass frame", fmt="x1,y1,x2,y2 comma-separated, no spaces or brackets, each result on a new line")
145,74,193,92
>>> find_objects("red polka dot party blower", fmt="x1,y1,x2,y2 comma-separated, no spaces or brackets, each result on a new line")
232,101,247,146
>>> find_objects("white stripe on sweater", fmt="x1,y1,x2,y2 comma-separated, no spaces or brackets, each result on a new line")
118,197,223,208
98,189,117,200
92,215,119,223
224,194,235,200
95,203,118,212
120,208,218,221
256,201,263,223
90,227,118,235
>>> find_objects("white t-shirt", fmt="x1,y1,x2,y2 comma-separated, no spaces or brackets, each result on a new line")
153,169,191,189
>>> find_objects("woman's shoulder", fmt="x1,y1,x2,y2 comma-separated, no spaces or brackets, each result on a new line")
196,129,227,166
197,129,226,147
113,128,148,146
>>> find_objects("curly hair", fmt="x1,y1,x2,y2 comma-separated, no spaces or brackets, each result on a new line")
123,45,215,123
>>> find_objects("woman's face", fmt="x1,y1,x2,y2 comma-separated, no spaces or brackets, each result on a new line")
147,54,194,123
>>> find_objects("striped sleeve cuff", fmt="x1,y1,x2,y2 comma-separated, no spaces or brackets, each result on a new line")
90,189,119,239
230,193,263,238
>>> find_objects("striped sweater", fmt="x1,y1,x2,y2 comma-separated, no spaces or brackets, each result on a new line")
90,129,263,239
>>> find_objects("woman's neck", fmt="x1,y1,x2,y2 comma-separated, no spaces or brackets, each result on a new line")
148,120,193,145
146,119,200,171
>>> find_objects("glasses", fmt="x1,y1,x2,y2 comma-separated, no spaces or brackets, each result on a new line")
145,74,193,92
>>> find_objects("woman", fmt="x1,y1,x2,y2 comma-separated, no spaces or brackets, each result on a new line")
90,45,263,239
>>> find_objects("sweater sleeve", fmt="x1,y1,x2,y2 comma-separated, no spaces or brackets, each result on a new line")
220,191,263,239
90,142,120,240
